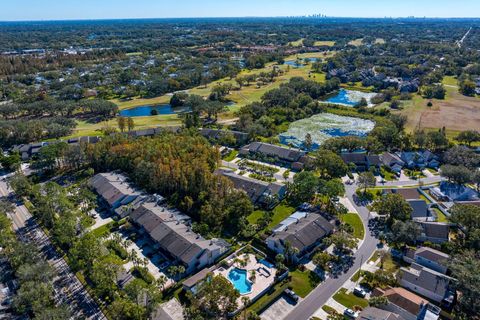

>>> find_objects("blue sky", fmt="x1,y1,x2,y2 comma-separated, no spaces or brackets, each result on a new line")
1,0,479,21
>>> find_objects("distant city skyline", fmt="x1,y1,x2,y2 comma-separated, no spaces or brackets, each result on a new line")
1,0,480,21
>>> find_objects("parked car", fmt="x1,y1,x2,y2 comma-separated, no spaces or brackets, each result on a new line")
284,289,299,303
344,308,358,319
353,286,367,298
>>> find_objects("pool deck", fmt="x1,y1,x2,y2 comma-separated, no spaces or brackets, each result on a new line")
215,254,277,306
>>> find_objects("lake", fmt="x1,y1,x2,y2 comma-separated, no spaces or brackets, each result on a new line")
119,105,189,117
284,57,319,68
279,113,375,150
325,89,377,107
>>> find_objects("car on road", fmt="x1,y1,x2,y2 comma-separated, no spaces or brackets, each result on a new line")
284,289,299,303
353,286,367,298
344,308,358,318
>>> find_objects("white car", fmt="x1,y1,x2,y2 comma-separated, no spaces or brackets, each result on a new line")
344,308,358,319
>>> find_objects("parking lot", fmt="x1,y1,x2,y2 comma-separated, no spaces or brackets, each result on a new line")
260,294,298,320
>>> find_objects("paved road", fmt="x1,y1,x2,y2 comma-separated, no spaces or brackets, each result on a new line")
0,179,106,320
378,175,443,187
285,183,379,320
456,27,472,48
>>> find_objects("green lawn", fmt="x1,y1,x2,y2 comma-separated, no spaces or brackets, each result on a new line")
314,40,335,47
321,305,337,314
247,210,266,225
340,213,365,239
247,281,289,314
267,204,296,229
222,150,238,162
434,208,448,222
289,270,321,298
380,167,397,181
442,76,458,87
333,288,368,309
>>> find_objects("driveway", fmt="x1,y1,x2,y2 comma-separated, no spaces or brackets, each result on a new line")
261,295,297,320
285,182,379,320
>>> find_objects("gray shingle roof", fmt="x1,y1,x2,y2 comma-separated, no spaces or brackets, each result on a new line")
244,142,305,162
401,263,452,298
415,247,449,264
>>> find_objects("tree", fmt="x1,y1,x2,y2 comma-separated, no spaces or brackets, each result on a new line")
287,171,318,205
448,204,480,250
447,250,480,317
388,220,421,245
357,171,376,193
127,117,135,131
0,152,21,171
455,130,480,147
444,146,480,169
440,164,473,185
188,275,239,319
369,296,389,307
304,133,313,151
312,252,332,270
117,116,126,132
8,173,32,198
324,232,358,253
313,150,348,179
459,79,476,96
373,194,413,226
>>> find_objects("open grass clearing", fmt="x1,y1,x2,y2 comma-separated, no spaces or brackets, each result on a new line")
340,213,365,239
348,38,364,46
289,269,321,298
314,40,336,47
288,38,304,47
267,204,296,229
247,210,266,225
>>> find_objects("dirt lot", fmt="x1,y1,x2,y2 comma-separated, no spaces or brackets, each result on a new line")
398,87,480,133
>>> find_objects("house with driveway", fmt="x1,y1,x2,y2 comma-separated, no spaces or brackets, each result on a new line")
380,152,405,175
411,247,450,274
340,152,382,172
398,151,440,170
372,287,441,320
416,221,450,244
266,212,334,261
239,142,309,170
400,263,455,305
407,199,435,222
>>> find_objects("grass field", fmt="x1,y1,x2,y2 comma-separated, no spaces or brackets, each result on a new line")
289,38,304,47
289,270,321,298
267,204,296,229
314,40,336,47
348,38,364,46
340,213,365,239
391,81,480,133
333,288,368,309
247,210,266,225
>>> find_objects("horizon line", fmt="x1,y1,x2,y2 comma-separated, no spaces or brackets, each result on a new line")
1,15,480,23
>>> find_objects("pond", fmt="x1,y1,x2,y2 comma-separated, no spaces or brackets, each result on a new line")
119,104,189,117
279,113,375,150
325,89,378,107
284,57,319,68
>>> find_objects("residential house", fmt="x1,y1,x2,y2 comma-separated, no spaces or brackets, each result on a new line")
400,263,455,304
239,142,307,170
407,200,434,222
216,168,286,207
413,247,449,274
266,212,334,261
416,222,450,244
398,151,440,170
358,307,403,320
372,287,441,320
90,172,141,209
381,152,405,174
182,266,216,295
340,152,382,172
152,298,185,320
130,202,230,274
430,182,479,202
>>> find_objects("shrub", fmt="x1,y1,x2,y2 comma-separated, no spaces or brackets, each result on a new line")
132,266,155,284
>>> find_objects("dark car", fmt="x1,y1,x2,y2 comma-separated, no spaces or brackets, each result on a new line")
284,289,299,303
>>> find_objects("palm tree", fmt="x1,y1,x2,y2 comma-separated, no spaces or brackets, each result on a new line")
241,296,251,320
177,265,186,279
155,275,167,291
129,249,139,266
250,270,256,283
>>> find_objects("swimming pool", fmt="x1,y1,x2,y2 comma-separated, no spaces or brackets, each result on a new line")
228,268,252,295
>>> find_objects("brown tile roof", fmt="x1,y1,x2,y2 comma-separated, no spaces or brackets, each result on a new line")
382,287,428,315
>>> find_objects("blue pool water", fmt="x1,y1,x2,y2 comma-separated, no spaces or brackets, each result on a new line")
259,259,275,269
119,105,189,117
228,268,252,295
326,89,358,106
